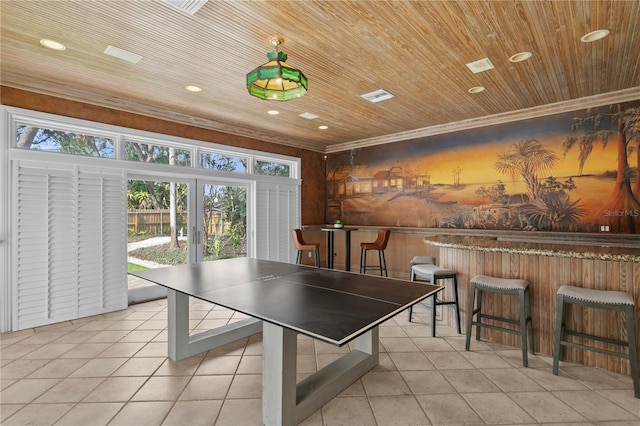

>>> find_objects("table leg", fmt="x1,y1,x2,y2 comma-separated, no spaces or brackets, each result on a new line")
344,231,351,271
263,322,298,426
327,232,334,269
166,289,262,362
167,289,191,361
295,327,379,422
261,323,379,425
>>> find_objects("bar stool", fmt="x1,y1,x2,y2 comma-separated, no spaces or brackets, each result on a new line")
553,285,639,398
409,263,461,337
410,256,435,268
290,229,320,267
465,274,534,367
359,229,391,276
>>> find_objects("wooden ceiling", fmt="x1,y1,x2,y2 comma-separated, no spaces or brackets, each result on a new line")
1,1,639,153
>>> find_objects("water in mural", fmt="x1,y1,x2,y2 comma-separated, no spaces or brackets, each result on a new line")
326,101,640,234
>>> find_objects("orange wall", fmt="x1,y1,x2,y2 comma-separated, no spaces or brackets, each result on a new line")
1,86,326,225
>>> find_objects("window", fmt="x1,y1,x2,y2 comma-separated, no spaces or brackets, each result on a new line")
16,124,115,158
3,107,302,332
200,152,247,172
254,159,291,177
125,140,191,166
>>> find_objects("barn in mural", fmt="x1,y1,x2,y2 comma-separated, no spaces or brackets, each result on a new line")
326,101,640,234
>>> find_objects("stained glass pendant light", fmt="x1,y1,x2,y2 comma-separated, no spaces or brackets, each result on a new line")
246,37,307,101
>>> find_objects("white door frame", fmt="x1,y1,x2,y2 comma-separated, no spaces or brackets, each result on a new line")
127,173,253,303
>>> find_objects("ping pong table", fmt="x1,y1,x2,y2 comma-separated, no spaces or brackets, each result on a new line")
130,257,442,425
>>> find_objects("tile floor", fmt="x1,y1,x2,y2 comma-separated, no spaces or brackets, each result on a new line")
1,298,639,425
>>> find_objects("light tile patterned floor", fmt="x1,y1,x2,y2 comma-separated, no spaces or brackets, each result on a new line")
1,299,639,425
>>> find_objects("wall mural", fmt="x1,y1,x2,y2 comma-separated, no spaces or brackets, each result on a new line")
326,101,640,234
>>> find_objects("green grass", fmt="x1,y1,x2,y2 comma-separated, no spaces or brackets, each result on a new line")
127,262,149,272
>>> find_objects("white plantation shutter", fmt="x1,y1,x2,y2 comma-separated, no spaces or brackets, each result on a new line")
76,169,126,317
14,166,76,327
12,161,126,330
255,181,300,262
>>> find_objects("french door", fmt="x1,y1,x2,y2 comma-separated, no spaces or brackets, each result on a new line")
127,176,248,303
191,180,248,263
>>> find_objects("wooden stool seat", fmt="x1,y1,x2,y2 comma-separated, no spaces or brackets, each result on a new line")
553,285,639,398
409,263,461,337
465,274,534,367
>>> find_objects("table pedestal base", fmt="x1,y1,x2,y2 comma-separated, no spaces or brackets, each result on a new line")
166,289,379,426
263,322,379,425
167,290,262,361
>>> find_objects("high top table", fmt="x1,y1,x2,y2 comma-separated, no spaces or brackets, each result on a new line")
131,258,442,425
321,226,358,271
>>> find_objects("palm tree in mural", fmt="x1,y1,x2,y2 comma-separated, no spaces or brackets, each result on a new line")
626,108,640,197
494,139,558,200
562,104,640,233
494,140,585,231
521,185,586,231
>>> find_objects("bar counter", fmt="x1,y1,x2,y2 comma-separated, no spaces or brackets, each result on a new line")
424,234,640,262
423,235,640,376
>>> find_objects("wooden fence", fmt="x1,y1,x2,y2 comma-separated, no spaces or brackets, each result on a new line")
128,209,226,235
128,209,187,235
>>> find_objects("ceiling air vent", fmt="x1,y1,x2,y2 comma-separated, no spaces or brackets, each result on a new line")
162,0,208,15
466,58,494,74
104,45,142,64
361,89,395,103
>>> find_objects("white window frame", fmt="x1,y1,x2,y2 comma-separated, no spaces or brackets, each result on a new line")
0,106,302,332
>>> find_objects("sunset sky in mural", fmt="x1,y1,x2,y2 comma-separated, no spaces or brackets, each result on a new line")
403,137,620,185
353,105,629,185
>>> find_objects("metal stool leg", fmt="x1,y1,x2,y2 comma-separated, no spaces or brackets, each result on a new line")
475,288,483,341
625,304,640,398
430,293,437,337
465,283,476,351
553,293,565,375
526,288,534,354
452,277,461,334
381,250,387,276
408,269,416,321
519,288,529,367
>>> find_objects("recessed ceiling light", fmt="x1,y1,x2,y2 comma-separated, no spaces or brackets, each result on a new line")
267,110,280,115
104,45,142,64
318,125,329,130
465,58,494,74
581,29,610,43
185,85,202,92
299,112,319,120
468,86,485,94
40,39,66,51
509,51,532,63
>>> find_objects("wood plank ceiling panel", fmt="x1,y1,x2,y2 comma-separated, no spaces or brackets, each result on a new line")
1,0,639,152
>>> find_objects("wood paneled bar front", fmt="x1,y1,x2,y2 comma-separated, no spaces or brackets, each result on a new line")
423,235,640,376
